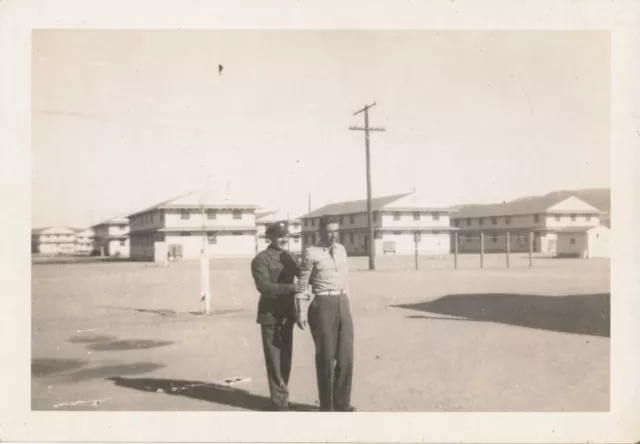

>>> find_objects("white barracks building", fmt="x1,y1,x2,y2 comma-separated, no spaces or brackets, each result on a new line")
92,216,130,257
451,195,605,254
128,191,259,261
300,191,456,256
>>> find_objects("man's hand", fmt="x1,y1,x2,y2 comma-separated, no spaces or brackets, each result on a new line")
294,294,310,330
294,281,307,293
296,312,308,330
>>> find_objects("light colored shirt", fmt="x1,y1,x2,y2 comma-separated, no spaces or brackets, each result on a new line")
296,242,349,294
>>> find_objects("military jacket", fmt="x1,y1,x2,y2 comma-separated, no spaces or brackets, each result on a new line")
250,245,300,325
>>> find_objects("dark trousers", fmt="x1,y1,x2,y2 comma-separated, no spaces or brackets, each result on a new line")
308,294,354,411
261,319,294,410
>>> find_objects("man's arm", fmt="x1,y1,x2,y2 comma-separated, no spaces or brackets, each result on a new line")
250,255,295,296
294,247,313,294
294,248,314,329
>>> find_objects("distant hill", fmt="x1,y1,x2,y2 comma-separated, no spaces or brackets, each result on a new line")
513,188,610,213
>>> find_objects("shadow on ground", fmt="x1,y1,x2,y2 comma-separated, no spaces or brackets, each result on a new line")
32,357,166,383
108,377,317,412
32,358,89,377
99,306,246,317
87,339,174,352
68,335,117,344
393,293,610,337
32,257,132,266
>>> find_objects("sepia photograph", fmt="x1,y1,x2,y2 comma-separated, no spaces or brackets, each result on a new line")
30,28,611,413
2,1,640,442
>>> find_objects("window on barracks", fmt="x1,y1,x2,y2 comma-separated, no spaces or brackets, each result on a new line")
393,213,401,221
294,237,299,243
492,217,497,225
233,211,242,220
207,210,217,220
505,216,511,225
466,218,471,226
413,212,420,221
350,215,355,224
478,218,484,226
534,214,539,223
350,233,355,243
555,215,561,221
586,215,592,222
492,234,498,243
570,238,576,245
180,231,190,236
181,210,190,220
433,213,440,221
570,214,577,222
232,231,242,235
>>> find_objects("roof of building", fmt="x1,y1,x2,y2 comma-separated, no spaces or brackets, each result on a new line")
128,189,259,218
255,209,301,223
31,226,81,235
299,191,454,219
92,215,129,228
450,195,603,219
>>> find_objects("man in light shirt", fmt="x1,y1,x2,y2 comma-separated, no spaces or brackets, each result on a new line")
295,215,356,412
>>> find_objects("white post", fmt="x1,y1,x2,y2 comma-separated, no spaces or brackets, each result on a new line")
200,189,211,314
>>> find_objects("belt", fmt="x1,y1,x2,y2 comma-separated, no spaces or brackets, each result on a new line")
314,289,347,296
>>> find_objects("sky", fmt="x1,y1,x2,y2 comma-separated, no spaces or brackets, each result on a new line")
32,30,610,228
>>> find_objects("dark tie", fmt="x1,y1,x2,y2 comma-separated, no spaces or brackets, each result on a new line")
329,244,336,259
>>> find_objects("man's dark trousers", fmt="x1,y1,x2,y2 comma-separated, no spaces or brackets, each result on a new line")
261,319,294,410
308,294,354,411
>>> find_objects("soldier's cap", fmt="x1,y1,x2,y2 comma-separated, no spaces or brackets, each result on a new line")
265,220,290,238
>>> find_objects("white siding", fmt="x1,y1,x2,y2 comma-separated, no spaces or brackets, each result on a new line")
164,233,256,259
380,232,449,255
544,214,600,229
556,233,588,258
107,239,130,257
163,209,255,229
381,212,451,229
453,214,544,230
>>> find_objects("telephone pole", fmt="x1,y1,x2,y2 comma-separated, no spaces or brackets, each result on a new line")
349,101,385,271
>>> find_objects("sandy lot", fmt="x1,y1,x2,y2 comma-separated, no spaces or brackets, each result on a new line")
31,253,610,412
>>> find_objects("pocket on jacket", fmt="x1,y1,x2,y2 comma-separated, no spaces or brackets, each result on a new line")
268,265,284,281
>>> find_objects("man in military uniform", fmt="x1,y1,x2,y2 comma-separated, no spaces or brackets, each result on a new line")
294,215,356,412
250,220,299,411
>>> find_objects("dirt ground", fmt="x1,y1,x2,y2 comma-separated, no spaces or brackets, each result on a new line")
31,253,610,412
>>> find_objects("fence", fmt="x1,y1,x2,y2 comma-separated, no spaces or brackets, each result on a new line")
452,231,535,269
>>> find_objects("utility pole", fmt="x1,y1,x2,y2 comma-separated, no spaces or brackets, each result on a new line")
349,101,385,271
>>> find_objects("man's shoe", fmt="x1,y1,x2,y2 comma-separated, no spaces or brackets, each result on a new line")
336,405,357,412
